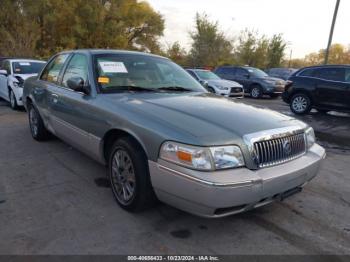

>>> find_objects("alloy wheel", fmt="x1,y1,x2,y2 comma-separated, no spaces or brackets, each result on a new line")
29,107,39,137
292,96,308,113
251,87,260,98
110,149,136,205
10,91,16,108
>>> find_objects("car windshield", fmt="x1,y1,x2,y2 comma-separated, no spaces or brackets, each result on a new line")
195,70,221,80
94,54,206,93
12,61,45,75
247,68,269,78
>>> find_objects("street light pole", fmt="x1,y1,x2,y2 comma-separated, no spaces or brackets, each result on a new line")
325,0,341,64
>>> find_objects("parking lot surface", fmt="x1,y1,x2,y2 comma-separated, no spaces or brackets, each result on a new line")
0,97,349,255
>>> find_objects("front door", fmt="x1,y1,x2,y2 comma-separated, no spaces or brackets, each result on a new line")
47,53,100,158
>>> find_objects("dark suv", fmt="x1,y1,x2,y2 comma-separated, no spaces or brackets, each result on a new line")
282,65,350,114
214,66,286,98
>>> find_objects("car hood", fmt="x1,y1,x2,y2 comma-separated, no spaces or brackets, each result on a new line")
102,92,305,145
13,73,38,81
252,76,285,83
207,79,242,88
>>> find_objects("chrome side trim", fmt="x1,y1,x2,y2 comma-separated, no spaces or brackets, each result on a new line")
157,164,259,188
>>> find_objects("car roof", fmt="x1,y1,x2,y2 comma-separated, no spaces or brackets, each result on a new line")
58,49,169,60
187,68,210,72
9,59,46,63
301,64,350,70
216,65,257,70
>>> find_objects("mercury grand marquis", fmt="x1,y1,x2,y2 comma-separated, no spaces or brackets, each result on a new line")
23,49,326,217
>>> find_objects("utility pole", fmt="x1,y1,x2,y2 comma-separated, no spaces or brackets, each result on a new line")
288,49,293,68
325,0,341,64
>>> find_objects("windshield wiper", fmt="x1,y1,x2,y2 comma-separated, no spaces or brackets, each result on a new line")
108,86,157,92
158,86,192,92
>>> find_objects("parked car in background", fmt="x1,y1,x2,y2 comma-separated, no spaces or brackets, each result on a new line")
186,68,244,97
0,59,46,109
214,66,286,98
0,56,12,65
266,68,297,80
23,49,325,217
282,65,350,115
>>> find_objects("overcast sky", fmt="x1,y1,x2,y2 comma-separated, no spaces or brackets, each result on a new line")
147,0,349,58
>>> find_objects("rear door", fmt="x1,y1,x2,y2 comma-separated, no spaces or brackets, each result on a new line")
216,67,236,81
344,67,350,109
313,67,348,110
234,68,251,91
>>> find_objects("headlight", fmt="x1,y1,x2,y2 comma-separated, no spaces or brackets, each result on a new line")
263,80,275,85
214,85,229,90
305,127,315,149
160,142,245,170
13,81,23,88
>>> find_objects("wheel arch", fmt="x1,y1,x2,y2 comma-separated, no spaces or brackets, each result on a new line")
101,128,149,164
249,82,262,91
290,89,314,104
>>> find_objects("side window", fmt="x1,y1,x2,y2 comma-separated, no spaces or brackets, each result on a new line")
222,67,236,75
236,68,248,77
299,68,315,77
3,61,11,75
62,54,88,88
315,68,345,82
40,54,69,83
345,68,350,83
187,70,198,80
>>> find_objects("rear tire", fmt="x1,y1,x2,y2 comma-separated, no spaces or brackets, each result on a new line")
9,89,18,110
290,93,312,115
250,85,262,99
108,137,157,212
28,103,50,141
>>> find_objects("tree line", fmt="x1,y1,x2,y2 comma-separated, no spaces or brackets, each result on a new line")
0,1,349,69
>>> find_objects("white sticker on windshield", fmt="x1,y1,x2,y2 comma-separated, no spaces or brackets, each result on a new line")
99,61,128,73
19,62,31,66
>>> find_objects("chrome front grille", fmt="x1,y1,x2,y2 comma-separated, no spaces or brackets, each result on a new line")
253,132,306,168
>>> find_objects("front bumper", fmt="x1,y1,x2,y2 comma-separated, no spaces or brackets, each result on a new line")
263,84,285,94
12,87,24,106
149,143,325,218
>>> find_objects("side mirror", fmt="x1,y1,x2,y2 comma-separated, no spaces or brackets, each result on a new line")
0,69,8,76
67,77,90,95
200,80,209,88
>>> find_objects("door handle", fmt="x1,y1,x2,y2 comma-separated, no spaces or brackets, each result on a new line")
51,93,59,103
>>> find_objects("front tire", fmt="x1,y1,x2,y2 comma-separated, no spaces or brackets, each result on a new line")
9,89,18,110
250,85,262,99
28,103,50,141
290,93,312,115
108,137,156,212
207,86,215,93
